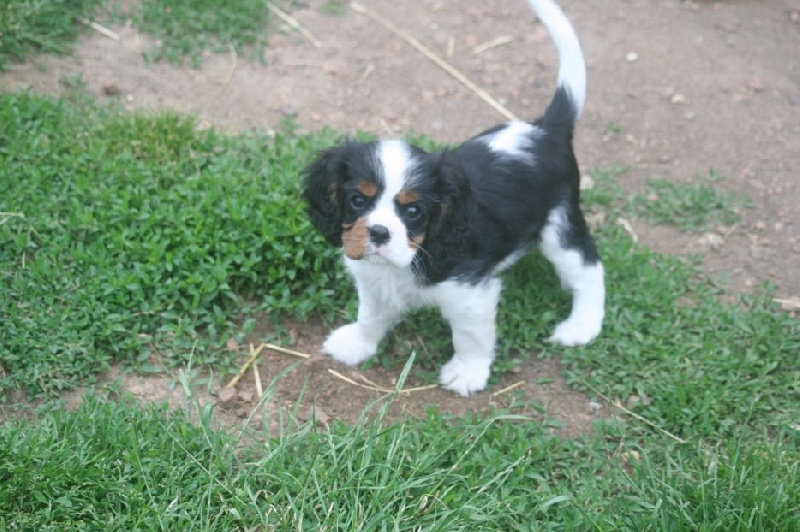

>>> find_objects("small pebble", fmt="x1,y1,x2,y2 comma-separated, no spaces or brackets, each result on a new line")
102,82,120,96
217,387,237,406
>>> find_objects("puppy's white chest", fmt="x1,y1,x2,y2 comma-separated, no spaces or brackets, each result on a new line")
345,257,432,312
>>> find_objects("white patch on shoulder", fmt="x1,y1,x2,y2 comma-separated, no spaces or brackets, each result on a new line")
481,121,540,159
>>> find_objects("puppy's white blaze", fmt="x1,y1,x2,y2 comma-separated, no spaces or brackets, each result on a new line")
366,140,418,267
527,0,586,114
482,121,539,159
540,208,604,345
378,140,412,196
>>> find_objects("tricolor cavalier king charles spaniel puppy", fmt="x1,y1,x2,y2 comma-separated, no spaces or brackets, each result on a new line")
304,0,604,396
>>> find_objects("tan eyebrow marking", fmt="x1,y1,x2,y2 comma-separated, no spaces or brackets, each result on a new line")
396,189,420,205
356,181,378,197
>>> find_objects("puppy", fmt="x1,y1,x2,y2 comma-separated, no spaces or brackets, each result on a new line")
303,0,604,396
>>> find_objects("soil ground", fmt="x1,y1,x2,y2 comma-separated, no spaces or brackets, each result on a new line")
2,0,798,435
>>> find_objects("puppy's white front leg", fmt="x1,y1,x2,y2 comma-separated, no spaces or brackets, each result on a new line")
322,282,401,366
436,280,501,396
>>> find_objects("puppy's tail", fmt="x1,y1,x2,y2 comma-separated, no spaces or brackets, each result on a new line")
527,0,586,125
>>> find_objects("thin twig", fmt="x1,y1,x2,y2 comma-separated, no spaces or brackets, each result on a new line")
243,342,438,394
328,368,437,394
492,380,525,397
0,212,24,225
472,35,514,55
616,217,639,243
266,1,322,48
721,222,740,241
262,342,310,359
582,380,688,444
774,297,800,311
222,43,238,89
350,2,517,121
446,36,455,59
227,343,265,388
360,63,375,81
253,360,263,398
328,369,394,393
78,18,120,41
351,372,384,389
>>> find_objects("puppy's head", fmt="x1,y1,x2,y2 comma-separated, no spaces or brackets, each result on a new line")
303,139,472,271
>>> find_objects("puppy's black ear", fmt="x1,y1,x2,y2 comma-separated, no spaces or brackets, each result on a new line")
426,152,475,261
303,146,346,247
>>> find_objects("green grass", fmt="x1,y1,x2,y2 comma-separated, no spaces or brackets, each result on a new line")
1,373,798,529
0,0,103,70
1,92,798,529
0,92,345,395
628,169,751,233
0,0,273,71
2,3,797,528
113,0,272,67
320,0,349,16
1,92,798,438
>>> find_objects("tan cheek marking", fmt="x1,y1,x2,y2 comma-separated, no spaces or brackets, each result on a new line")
396,189,420,205
409,234,425,250
357,181,378,197
342,218,369,259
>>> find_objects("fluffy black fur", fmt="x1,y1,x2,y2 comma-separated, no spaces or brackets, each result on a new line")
303,87,599,286
418,87,599,285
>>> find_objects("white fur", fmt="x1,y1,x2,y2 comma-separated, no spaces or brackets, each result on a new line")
323,258,422,366
322,257,501,397
323,207,605,395
481,121,539,159
318,0,601,396
528,0,586,114
364,140,418,268
434,279,500,395
539,208,605,345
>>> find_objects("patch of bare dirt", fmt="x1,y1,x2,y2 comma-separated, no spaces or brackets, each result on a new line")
222,319,604,438
1,318,605,439
2,0,798,430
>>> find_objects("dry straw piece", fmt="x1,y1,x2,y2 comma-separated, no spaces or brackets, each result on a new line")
228,342,437,395
266,1,322,48
350,2,518,122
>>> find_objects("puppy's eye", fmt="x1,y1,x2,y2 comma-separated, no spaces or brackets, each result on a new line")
404,204,422,221
350,194,367,210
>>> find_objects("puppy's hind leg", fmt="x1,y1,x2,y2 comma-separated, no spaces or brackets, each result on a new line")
540,207,605,346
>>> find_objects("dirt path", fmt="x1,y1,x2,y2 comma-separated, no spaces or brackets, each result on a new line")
2,0,798,433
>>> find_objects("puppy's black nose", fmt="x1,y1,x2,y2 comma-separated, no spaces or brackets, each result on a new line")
369,225,391,246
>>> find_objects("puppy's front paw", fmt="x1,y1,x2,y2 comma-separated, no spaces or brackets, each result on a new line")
440,357,491,397
548,316,601,346
321,323,377,366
